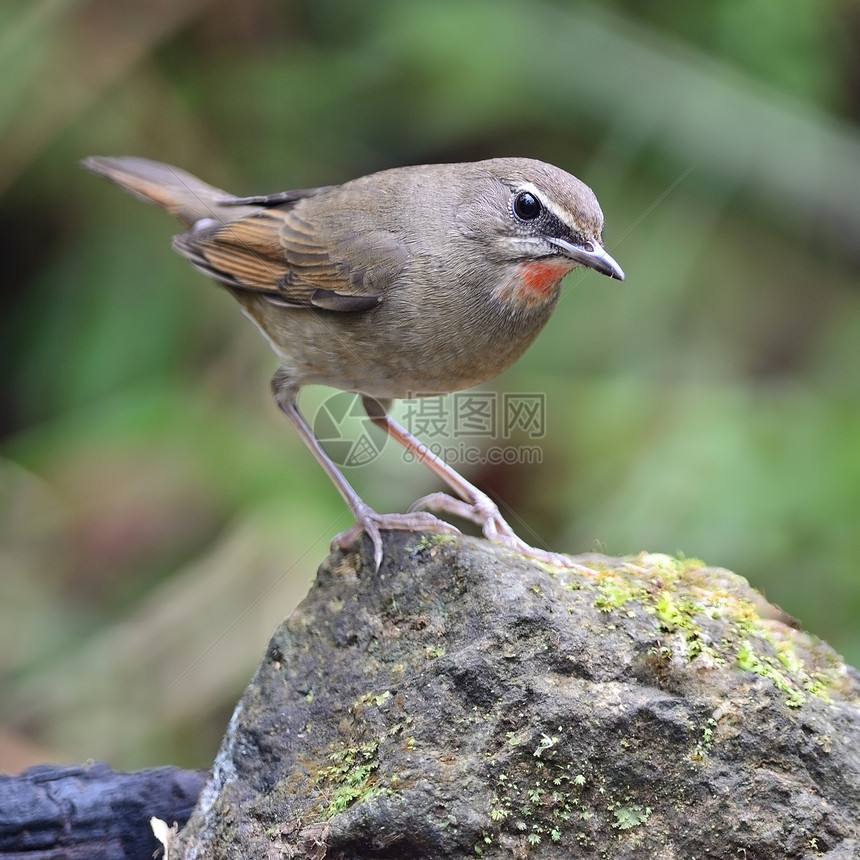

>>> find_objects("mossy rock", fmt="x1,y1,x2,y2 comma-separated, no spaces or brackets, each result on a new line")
176,533,860,859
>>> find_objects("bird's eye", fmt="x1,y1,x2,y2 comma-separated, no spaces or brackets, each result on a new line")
513,191,541,221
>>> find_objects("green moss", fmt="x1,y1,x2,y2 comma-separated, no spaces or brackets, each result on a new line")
579,552,841,707
692,717,718,761
313,740,390,819
470,551,848,853
305,688,404,820
485,739,666,854
488,733,601,850
611,804,652,830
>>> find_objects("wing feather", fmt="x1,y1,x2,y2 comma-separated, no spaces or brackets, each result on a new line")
172,191,410,312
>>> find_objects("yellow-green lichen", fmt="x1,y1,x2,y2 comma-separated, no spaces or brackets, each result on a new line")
578,552,841,708
734,633,833,708
353,690,392,709
593,576,644,614
408,533,459,555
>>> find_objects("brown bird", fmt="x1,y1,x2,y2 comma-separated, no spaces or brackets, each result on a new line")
84,156,624,569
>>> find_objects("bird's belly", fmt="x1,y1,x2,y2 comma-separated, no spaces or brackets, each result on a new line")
319,314,549,399
246,292,556,400
296,345,504,399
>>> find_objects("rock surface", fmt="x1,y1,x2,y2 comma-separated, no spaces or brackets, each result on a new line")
174,533,860,859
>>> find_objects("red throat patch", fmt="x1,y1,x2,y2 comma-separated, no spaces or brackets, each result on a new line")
516,260,571,303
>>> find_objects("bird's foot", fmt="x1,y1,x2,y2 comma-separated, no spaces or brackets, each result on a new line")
332,506,461,571
409,492,597,575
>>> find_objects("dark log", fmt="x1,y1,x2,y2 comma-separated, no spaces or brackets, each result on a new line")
0,761,206,860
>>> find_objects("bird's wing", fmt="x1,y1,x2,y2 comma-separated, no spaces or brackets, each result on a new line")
173,196,410,313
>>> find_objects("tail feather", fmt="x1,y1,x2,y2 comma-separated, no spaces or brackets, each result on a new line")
82,156,258,227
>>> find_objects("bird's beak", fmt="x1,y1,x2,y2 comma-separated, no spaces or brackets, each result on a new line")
549,237,625,281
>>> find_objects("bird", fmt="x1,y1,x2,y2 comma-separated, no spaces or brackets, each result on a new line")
83,155,624,570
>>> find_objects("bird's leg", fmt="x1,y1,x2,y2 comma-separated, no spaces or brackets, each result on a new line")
361,397,585,571
275,391,459,570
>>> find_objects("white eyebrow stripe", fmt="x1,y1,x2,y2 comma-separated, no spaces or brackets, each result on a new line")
514,181,573,227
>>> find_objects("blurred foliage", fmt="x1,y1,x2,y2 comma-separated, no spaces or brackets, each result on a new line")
0,0,858,771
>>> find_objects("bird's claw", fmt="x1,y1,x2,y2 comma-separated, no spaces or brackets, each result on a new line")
332,508,461,571
409,492,597,574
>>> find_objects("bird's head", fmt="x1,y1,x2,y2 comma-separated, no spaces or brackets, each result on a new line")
457,158,624,308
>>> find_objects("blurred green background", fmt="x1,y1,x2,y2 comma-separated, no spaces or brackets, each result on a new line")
1,0,858,772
